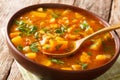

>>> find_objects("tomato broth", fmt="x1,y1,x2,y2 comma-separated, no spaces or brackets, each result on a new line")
9,8,115,70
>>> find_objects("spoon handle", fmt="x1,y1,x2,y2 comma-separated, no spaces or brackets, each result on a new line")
83,23,120,41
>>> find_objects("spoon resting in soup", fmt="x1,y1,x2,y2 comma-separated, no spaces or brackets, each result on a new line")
9,7,115,70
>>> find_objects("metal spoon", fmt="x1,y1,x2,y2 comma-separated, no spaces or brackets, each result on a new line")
43,23,120,58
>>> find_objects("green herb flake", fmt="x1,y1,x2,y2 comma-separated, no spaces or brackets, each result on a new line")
15,20,25,26
42,28,49,33
55,29,62,33
81,63,88,70
54,25,67,35
18,24,26,32
44,45,50,50
55,44,62,50
17,45,23,51
43,8,47,12
51,12,60,19
104,46,113,52
87,52,92,56
34,32,40,39
102,41,114,53
29,25,37,34
50,58,64,64
80,20,90,30
74,29,81,33
15,20,38,36
30,43,39,52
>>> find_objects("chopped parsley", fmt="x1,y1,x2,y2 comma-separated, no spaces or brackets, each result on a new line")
41,28,49,33
55,44,62,50
87,52,92,56
55,25,67,35
17,45,23,51
81,63,88,70
80,20,90,30
15,20,25,26
51,12,60,19
76,61,88,70
30,42,39,52
15,20,37,36
50,58,64,64
74,29,81,33
29,25,37,34
34,32,40,39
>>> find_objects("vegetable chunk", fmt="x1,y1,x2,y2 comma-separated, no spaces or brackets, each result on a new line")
47,39,68,52
11,36,24,46
25,52,36,59
80,52,91,63
90,38,102,50
31,11,47,17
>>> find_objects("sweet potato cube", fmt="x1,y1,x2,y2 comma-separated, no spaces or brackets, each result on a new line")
80,52,91,63
11,36,24,46
25,52,36,59
31,11,47,18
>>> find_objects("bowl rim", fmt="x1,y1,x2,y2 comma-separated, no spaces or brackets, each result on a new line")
6,3,120,73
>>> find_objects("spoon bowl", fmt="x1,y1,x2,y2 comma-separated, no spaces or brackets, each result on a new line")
43,23,120,58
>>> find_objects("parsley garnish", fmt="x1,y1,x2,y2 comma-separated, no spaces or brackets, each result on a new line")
41,28,49,33
55,44,62,50
17,45,23,51
51,12,60,19
87,52,92,56
55,25,67,35
50,58,64,64
80,20,90,30
81,63,88,70
34,32,40,39
15,20,37,36
30,43,39,52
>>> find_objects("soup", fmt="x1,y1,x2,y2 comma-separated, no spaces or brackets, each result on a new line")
9,7,115,70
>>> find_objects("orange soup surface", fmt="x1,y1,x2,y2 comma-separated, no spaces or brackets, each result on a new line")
10,8,115,70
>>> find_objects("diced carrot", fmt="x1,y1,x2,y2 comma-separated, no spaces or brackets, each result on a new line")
10,32,21,38
25,52,36,59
